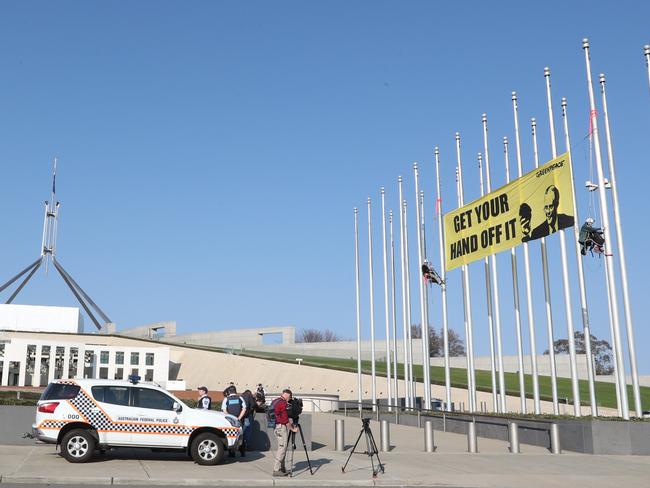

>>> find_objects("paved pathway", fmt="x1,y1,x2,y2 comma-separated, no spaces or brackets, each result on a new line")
0,413,647,487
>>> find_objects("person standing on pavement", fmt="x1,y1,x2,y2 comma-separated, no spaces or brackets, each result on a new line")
240,389,256,451
197,386,212,409
222,385,248,457
272,389,298,477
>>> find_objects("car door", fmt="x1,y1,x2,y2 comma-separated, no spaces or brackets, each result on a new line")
130,386,183,447
89,385,133,446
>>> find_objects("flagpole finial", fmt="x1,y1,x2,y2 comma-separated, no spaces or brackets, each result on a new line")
455,132,460,141
582,38,590,49
434,146,439,155
380,187,385,195
531,117,537,127
503,136,508,144
413,162,418,170
367,196,371,204
599,73,606,84
544,66,551,77
398,175,403,183
482,113,487,122
561,97,567,107
354,207,358,213
644,45,650,55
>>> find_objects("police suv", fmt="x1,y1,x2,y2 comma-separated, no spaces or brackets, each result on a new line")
32,378,241,465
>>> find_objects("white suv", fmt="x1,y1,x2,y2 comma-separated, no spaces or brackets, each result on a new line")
32,378,242,465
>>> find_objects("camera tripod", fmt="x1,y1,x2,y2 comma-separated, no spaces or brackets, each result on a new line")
287,422,313,477
341,418,385,478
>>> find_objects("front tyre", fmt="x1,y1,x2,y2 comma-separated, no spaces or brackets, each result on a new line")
191,432,224,466
61,429,95,463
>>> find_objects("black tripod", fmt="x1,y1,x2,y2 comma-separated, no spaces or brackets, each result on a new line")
342,418,385,478
287,423,313,477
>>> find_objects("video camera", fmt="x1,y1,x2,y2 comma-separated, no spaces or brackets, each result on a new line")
287,397,303,422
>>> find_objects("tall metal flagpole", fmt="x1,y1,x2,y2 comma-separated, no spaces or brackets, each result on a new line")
434,147,452,410
477,152,499,413
482,114,507,413
583,39,629,419
560,97,598,416
503,137,527,414
512,92,541,414
381,188,394,409
599,73,643,417
644,45,650,93
420,189,433,407
389,210,399,406
531,118,560,414
398,177,412,408
414,164,432,409
354,208,363,411
403,200,416,407
367,197,377,411
543,69,581,416
455,132,477,412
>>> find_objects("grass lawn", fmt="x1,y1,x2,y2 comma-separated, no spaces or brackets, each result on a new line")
194,345,649,411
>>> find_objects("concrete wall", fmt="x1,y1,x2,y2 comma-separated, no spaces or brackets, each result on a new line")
118,321,177,340
167,326,295,348
0,304,83,334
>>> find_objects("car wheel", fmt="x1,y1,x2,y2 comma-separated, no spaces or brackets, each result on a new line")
191,432,224,466
61,429,95,463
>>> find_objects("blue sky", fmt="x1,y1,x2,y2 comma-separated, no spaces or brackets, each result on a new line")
1,2,648,374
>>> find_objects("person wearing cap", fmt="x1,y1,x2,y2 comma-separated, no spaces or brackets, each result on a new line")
579,217,605,255
197,387,212,410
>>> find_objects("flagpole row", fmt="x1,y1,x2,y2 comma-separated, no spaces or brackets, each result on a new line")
434,147,452,411
583,39,629,419
503,136,527,414
389,210,400,407
381,188,394,410
414,164,432,409
367,197,377,411
531,117,560,415
560,97,598,416
477,152,499,413
544,68,581,416
354,207,363,412
512,92,541,414
455,132,477,412
599,73,642,417
482,114,507,413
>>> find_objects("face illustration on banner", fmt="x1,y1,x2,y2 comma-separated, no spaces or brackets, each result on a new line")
519,203,532,242
530,185,575,240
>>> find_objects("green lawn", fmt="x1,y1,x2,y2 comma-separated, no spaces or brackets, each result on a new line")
204,346,648,411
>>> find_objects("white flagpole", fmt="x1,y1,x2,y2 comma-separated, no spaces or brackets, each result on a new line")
512,92,542,414
599,73,642,417
582,39,629,419
414,164,432,409
482,114,507,413
560,97,598,415
644,45,650,93
455,132,477,412
381,188,394,410
354,208,363,411
543,68,582,416
398,177,411,408
477,152,499,413
503,137,527,414
403,199,416,407
434,147,452,411
420,189,433,408
389,210,399,406
367,197,377,411
531,117,560,414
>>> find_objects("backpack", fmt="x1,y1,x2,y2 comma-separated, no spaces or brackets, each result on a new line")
266,397,281,428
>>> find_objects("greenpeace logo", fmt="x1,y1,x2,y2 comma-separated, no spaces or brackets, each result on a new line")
536,161,564,178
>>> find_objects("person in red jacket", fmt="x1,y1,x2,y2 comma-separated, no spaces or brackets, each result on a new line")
272,389,298,477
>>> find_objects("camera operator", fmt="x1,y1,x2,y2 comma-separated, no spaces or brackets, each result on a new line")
272,389,298,477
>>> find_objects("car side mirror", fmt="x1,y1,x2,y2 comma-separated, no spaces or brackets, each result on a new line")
173,402,182,413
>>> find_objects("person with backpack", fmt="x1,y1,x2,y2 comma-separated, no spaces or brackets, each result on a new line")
222,385,248,457
268,389,298,477
240,389,256,451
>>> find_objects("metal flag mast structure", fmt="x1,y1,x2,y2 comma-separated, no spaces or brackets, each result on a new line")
0,159,112,331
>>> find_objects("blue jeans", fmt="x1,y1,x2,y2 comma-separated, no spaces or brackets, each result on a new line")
243,417,253,447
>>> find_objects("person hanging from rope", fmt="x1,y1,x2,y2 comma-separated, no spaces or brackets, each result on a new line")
421,260,444,286
578,218,606,256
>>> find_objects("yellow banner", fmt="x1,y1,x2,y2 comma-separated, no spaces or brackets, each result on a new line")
444,152,575,271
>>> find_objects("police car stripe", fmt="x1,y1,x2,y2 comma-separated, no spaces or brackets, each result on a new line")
50,381,241,438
